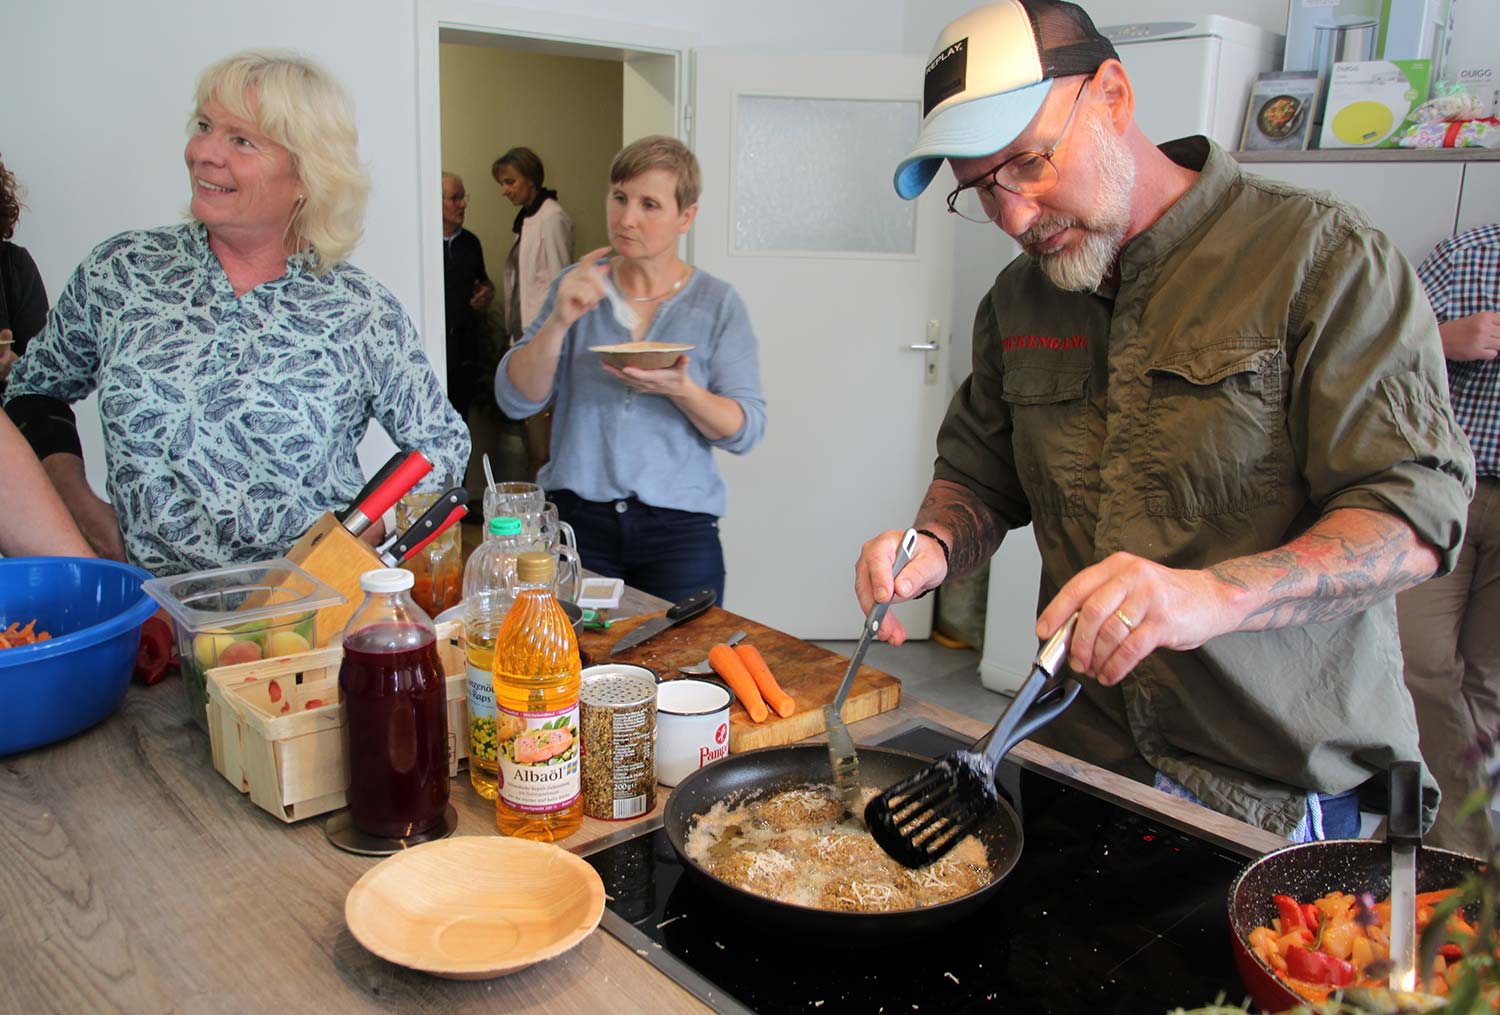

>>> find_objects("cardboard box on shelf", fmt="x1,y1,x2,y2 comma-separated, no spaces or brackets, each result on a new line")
1320,58,1433,147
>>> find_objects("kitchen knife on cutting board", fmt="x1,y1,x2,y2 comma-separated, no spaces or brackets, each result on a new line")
341,450,432,536
609,588,716,656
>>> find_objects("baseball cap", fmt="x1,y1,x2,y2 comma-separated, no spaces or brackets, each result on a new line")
893,0,1119,199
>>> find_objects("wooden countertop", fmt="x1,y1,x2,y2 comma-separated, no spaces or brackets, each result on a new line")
0,586,1286,1014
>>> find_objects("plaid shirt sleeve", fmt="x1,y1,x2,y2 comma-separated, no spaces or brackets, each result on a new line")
1416,234,1457,319
1418,223,1500,477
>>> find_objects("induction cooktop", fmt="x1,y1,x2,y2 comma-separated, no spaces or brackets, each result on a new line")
581,721,1258,1014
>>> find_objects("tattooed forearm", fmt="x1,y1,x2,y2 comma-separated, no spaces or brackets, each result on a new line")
1207,508,1439,631
914,479,1005,579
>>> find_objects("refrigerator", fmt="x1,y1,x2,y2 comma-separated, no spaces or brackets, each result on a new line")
1098,17,1285,149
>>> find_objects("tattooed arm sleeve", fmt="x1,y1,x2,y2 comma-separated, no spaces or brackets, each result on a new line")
1208,507,1439,631
913,478,1007,580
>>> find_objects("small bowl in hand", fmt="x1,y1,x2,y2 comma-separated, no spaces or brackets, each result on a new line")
590,342,694,370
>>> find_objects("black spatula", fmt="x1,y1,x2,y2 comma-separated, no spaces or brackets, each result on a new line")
867,614,1079,868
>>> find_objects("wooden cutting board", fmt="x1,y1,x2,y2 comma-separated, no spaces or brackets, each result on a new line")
577,606,900,752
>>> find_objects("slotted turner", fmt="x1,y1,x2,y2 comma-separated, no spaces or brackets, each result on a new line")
867,614,1080,868
826,528,919,824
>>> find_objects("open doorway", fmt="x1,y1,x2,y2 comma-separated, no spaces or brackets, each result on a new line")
416,7,684,506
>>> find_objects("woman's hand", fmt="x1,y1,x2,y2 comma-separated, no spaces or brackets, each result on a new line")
601,356,692,397
605,356,748,442
73,494,126,561
547,246,612,329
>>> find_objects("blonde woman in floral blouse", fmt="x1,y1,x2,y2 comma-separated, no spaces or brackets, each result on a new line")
6,51,468,574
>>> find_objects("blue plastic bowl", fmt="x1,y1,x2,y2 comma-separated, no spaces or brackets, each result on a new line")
0,557,158,755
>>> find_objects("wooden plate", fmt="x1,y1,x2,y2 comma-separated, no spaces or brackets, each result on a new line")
344,835,605,979
588,342,694,369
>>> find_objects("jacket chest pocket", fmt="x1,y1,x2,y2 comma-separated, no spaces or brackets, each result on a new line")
1003,365,1092,517
1144,341,1289,518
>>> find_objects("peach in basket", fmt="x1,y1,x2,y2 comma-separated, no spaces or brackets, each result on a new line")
589,341,694,370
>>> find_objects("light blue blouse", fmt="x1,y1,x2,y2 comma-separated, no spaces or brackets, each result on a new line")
8,224,470,575
495,265,765,518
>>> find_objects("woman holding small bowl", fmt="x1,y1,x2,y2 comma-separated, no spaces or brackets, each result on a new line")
495,136,765,605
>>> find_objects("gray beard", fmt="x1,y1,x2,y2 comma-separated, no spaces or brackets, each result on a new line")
1021,116,1135,292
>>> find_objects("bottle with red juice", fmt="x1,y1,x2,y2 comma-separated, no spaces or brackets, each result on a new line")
339,568,451,839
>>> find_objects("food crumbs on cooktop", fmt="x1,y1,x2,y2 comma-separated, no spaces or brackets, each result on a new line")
684,784,993,912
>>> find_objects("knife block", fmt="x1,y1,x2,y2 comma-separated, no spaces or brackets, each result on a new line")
284,512,386,647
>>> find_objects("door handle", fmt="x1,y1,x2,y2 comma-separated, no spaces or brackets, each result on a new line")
907,342,939,351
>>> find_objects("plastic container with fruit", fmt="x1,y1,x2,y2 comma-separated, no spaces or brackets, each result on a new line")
143,559,345,730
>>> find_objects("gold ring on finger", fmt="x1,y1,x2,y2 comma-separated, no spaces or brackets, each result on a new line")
1115,609,1136,633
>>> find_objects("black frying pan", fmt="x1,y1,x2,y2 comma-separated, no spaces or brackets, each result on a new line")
662,744,1023,936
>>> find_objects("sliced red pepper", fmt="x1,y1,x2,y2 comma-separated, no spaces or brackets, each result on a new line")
1286,945,1357,987
1440,943,1464,961
1274,894,1307,933
133,617,176,686
1302,903,1322,930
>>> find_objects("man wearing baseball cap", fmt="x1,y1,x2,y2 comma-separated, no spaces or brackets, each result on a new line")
857,0,1475,842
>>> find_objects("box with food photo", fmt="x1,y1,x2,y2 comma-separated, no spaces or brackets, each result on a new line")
1240,71,1322,151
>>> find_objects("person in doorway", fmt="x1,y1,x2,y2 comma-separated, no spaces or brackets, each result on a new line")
440,171,495,418
492,147,574,480
5,50,469,574
496,136,765,605
0,156,48,397
1397,222,1500,857
854,0,1473,841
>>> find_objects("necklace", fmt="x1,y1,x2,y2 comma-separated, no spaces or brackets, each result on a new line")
616,263,691,302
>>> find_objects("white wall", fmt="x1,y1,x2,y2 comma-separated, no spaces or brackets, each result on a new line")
904,0,1290,53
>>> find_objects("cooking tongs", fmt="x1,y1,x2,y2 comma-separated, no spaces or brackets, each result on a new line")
868,614,1080,868
827,528,919,824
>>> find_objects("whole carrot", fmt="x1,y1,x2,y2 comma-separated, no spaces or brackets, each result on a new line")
733,643,795,718
709,643,768,722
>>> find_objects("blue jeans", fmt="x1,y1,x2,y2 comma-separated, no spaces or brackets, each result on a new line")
1153,774,1363,841
551,491,725,607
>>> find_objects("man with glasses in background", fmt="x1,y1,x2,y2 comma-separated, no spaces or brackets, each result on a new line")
855,0,1474,841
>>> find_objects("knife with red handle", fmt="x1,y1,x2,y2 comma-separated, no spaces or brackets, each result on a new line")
380,487,469,565
342,450,432,536
340,449,406,521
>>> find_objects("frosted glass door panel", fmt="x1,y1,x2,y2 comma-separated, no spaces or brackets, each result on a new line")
733,96,917,254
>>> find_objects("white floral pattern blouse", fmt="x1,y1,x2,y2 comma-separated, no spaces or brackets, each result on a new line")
8,223,469,575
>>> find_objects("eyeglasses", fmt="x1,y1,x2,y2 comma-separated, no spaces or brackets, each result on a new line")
945,76,1092,224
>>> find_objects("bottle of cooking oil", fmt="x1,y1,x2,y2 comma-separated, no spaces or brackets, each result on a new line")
492,550,582,840
462,516,525,799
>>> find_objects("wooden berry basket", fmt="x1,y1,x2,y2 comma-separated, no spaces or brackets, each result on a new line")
203,620,469,823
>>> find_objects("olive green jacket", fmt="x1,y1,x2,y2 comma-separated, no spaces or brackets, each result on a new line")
936,138,1475,836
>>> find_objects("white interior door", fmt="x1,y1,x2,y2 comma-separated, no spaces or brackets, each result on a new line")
692,49,955,639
